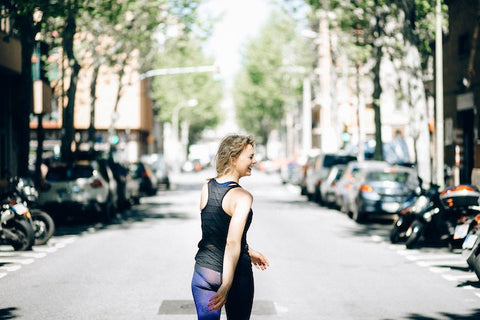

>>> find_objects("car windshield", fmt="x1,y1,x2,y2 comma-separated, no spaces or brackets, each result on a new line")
46,165,94,181
334,169,344,180
366,171,411,183
323,155,356,168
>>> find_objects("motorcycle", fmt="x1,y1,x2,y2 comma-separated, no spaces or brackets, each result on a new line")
404,184,480,250
461,214,480,281
389,181,432,244
0,196,35,251
14,177,55,246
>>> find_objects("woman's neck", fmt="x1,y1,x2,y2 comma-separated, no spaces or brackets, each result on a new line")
216,173,240,183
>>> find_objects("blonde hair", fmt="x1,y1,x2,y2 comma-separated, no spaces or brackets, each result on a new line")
215,134,255,176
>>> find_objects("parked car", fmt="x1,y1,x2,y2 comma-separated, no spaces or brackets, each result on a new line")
280,157,306,185
37,160,118,222
344,164,419,222
140,154,170,190
319,164,346,207
130,161,158,196
302,152,356,204
334,160,390,212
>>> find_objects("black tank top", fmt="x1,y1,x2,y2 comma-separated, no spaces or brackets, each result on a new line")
195,179,253,273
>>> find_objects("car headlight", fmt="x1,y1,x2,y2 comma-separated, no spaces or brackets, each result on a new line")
361,191,381,201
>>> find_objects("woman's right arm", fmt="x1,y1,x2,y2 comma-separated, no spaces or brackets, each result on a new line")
207,190,252,311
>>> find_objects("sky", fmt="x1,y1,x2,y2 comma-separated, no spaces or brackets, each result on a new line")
199,0,274,86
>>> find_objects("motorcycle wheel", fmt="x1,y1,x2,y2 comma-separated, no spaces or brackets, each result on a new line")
31,209,55,245
390,220,403,244
7,219,35,251
406,221,423,249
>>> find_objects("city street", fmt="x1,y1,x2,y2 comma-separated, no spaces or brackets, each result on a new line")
1,169,480,320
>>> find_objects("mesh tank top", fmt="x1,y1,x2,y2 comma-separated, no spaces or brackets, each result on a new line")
195,179,252,273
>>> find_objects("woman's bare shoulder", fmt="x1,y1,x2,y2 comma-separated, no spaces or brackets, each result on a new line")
228,186,253,201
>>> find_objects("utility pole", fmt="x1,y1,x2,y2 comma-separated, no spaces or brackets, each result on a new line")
435,0,445,188
317,10,337,153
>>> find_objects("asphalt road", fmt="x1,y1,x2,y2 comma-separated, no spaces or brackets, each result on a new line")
1,168,480,320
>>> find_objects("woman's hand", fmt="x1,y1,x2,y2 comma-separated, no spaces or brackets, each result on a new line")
208,284,229,311
249,248,269,271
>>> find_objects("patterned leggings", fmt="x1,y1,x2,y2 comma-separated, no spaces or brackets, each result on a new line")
191,263,254,320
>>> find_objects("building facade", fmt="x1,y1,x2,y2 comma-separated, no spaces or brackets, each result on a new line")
29,51,154,165
444,0,480,185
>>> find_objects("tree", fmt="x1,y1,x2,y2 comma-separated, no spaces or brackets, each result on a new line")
1,0,50,176
74,0,204,152
233,9,312,147
150,36,223,145
302,0,446,161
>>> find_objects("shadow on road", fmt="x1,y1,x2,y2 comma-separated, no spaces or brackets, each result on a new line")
52,197,191,238
382,308,480,320
0,307,19,320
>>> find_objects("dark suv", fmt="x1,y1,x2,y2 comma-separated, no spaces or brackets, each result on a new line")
302,152,357,204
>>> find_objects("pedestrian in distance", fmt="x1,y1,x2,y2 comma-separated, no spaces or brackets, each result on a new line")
191,134,269,320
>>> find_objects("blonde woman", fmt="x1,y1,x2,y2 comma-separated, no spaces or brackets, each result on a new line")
191,134,269,320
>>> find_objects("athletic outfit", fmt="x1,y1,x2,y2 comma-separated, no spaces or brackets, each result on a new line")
192,179,254,320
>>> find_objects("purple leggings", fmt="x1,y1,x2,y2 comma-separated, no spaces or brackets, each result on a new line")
191,263,254,320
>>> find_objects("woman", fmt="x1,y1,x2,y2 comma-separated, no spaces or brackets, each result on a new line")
191,134,269,320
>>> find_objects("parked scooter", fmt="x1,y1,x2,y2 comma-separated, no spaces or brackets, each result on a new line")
0,195,35,251
404,184,480,249
14,177,55,245
462,214,480,281
389,178,433,244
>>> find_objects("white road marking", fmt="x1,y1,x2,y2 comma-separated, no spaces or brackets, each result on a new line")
429,267,450,273
442,274,478,281
0,235,78,280
406,254,459,261
0,265,21,272
417,260,468,267
0,258,34,265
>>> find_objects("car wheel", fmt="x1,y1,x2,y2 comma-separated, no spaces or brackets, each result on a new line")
101,198,114,223
352,200,366,223
315,186,323,205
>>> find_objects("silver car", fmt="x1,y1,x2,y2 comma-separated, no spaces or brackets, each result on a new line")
334,160,390,212
344,164,419,222
320,164,346,207
37,160,117,222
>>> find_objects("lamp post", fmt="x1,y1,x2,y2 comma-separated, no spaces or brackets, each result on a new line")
435,0,444,188
171,99,198,169
301,10,338,153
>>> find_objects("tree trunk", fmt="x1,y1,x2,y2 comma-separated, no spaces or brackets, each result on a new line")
60,7,81,164
372,2,384,161
108,66,126,157
17,15,35,177
88,63,100,149
372,45,383,161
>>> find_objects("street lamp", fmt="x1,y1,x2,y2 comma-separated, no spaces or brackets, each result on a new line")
171,99,198,169
435,0,445,188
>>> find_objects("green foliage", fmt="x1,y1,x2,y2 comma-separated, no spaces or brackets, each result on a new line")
233,9,313,144
150,37,223,144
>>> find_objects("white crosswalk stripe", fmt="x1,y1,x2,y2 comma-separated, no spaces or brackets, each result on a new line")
380,236,480,299
0,236,78,279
